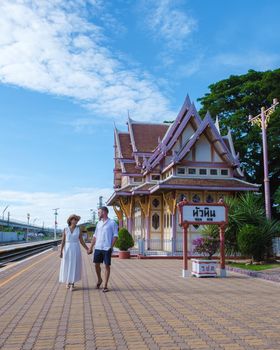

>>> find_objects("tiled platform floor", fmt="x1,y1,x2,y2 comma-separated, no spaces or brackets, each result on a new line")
1,250,280,350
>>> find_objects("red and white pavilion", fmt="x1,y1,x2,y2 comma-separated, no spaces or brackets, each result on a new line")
107,95,259,252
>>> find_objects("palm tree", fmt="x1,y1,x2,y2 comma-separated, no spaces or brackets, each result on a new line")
260,219,280,259
225,193,279,257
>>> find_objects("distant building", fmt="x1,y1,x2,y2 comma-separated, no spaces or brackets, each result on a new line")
107,95,259,252
78,222,96,242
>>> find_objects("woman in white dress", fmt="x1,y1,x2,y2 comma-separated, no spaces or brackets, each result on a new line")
59,214,89,290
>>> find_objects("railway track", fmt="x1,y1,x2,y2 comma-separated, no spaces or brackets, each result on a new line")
0,240,61,267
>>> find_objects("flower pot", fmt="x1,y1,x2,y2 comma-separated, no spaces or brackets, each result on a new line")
118,251,131,259
191,259,218,277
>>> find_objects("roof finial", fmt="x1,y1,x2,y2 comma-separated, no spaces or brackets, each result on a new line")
113,121,119,133
215,115,220,134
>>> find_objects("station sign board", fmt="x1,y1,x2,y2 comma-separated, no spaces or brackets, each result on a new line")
178,202,228,225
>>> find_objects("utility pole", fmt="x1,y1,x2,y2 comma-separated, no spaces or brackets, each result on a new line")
248,98,279,219
90,209,96,224
53,208,59,240
98,196,103,209
7,211,10,227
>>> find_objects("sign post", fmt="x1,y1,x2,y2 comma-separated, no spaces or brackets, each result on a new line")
178,199,228,278
219,224,226,277
182,224,189,277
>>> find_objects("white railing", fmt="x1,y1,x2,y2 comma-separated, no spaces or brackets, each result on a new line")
272,237,280,256
135,238,187,256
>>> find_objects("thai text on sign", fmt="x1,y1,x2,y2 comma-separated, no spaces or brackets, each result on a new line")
182,205,226,223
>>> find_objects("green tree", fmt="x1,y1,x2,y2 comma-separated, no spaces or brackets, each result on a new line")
198,69,280,217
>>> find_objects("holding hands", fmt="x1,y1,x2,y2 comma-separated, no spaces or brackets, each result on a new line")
87,236,95,255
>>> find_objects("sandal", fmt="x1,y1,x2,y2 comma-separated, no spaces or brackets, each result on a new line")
96,279,103,289
70,283,75,291
102,287,109,293
66,283,70,289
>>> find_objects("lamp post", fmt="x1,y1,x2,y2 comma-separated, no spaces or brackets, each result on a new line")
98,196,103,209
248,98,279,219
53,208,59,240
2,205,9,220
27,213,30,242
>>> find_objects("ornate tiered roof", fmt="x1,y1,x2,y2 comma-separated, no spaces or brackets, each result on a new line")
128,119,170,154
109,95,259,205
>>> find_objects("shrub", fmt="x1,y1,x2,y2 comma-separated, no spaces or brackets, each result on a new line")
115,228,134,251
225,193,265,255
237,224,265,261
238,221,280,261
192,236,219,259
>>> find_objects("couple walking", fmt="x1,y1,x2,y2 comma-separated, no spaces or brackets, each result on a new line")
59,206,118,292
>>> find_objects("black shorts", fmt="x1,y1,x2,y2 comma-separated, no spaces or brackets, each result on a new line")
93,249,112,266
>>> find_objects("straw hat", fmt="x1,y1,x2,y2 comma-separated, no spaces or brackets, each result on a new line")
67,214,81,226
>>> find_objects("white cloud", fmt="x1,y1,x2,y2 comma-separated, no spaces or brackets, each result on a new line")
0,187,114,229
0,174,26,181
176,54,204,77
0,0,175,123
212,51,280,71
142,0,196,49
62,117,112,134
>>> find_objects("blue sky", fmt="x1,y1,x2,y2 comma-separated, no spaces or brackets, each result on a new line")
0,0,279,228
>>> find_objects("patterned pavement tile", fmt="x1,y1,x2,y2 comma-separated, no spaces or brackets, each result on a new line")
1,250,280,350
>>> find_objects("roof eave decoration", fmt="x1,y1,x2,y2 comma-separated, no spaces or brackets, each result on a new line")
114,127,123,159
127,117,138,153
149,176,260,194
205,112,240,166
150,184,259,193
145,101,202,173
225,128,242,170
236,167,244,177
215,115,221,134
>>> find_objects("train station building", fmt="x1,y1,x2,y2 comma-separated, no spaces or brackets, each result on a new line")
107,95,259,252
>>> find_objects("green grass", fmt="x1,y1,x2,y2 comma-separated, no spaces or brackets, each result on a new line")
227,262,280,271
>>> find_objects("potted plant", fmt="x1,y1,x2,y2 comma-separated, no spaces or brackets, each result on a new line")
191,236,220,277
115,228,134,259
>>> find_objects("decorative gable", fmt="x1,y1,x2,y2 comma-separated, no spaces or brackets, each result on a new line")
173,112,239,169
194,135,211,162
213,149,224,163
182,123,195,144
